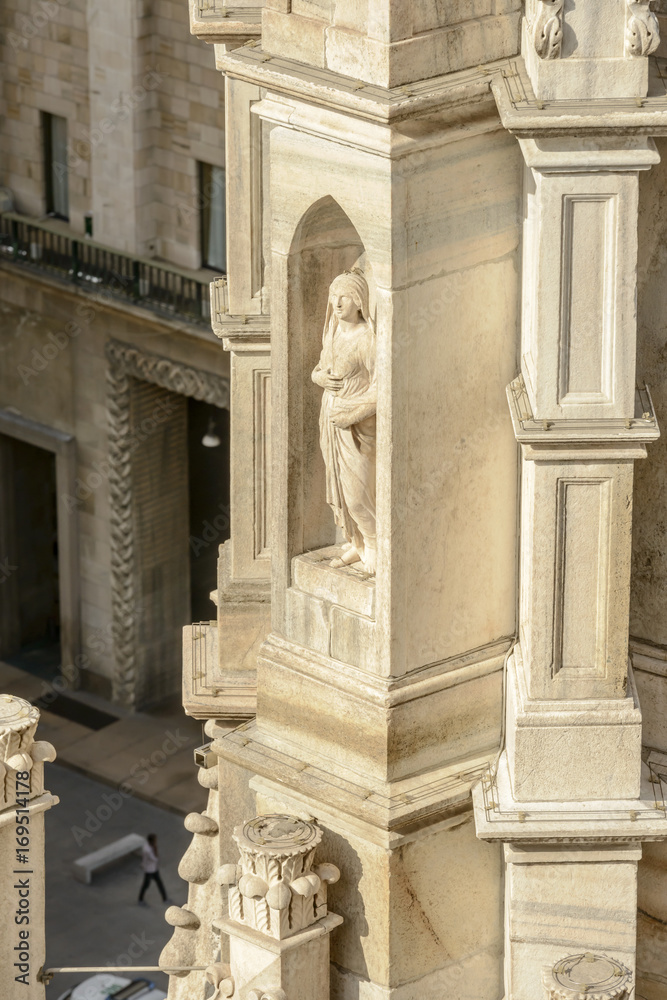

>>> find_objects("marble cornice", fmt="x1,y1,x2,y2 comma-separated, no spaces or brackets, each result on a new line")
213,316,271,352
493,56,667,136
259,632,509,711
213,718,495,841
473,753,667,843
190,4,262,45
216,44,508,127
507,376,660,449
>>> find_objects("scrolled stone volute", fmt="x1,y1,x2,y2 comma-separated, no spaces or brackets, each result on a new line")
178,836,215,886
545,952,633,1000
217,863,241,885
314,862,340,885
205,963,234,1000
198,765,219,789
31,740,57,762
7,751,33,772
227,814,338,940
165,905,201,928
184,811,219,835
159,906,201,978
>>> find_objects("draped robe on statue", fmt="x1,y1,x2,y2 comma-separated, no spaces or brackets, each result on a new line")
313,301,377,558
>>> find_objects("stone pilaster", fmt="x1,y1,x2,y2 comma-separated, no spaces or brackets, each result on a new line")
210,30,521,993
474,6,667,996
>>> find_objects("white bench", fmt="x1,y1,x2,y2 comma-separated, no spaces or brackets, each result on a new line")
72,833,145,885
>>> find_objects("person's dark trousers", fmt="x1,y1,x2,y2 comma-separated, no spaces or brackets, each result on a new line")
139,871,167,902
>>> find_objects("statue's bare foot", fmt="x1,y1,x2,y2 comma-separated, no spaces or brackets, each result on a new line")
331,546,361,568
362,547,376,575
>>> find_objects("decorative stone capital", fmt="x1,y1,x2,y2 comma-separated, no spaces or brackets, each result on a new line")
533,0,564,59
0,695,56,807
220,815,340,940
545,953,633,1000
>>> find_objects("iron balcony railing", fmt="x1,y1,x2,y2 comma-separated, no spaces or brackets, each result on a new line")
0,212,219,327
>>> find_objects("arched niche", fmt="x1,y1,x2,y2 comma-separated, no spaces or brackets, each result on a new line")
285,195,370,563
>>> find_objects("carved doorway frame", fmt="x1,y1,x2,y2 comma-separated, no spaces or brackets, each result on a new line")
105,340,229,706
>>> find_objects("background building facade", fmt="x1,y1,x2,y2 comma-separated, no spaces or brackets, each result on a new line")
0,0,231,707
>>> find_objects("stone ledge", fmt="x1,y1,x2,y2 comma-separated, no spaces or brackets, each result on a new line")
492,57,667,136
473,753,667,843
213,718,495,841
292,547,376,618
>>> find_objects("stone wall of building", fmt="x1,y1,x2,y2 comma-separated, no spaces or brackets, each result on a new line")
0,0,224,267
151,1,225,269
0,0,91,230
0,265,229,700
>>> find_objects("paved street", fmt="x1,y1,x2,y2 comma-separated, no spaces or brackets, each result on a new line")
0,661,208,815
44,764,193,996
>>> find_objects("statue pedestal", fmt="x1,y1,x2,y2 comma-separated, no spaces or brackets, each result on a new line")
218,914,343,1000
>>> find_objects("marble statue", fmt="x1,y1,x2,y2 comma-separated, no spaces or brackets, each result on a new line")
312,269,377,575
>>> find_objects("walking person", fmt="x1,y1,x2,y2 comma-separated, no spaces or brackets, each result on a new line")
137,833,169,906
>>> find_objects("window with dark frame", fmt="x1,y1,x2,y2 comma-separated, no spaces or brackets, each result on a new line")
199,161,226,273
42,112,69,220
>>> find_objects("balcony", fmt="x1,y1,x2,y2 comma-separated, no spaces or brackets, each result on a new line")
0,212,220,328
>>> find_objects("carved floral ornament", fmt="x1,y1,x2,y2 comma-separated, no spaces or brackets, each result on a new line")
545,953,632,1000
532,0,660,60
626,0,661,56
533,0,564,60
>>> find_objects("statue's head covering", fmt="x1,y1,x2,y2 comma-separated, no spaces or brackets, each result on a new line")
329,269,372,322
323,268,375,345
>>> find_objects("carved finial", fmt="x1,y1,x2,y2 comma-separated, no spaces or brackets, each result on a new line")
533,0,564,60
626,0,660,55
222,815,340,940
0,696,53,807
545,953,632,999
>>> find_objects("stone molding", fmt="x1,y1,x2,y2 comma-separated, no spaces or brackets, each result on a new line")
215,719,494,842
105,339,229,705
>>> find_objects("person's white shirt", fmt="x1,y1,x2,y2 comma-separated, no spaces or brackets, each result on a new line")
141,841,158,874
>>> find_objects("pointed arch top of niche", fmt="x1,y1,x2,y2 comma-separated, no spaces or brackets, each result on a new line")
289,195,378,326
